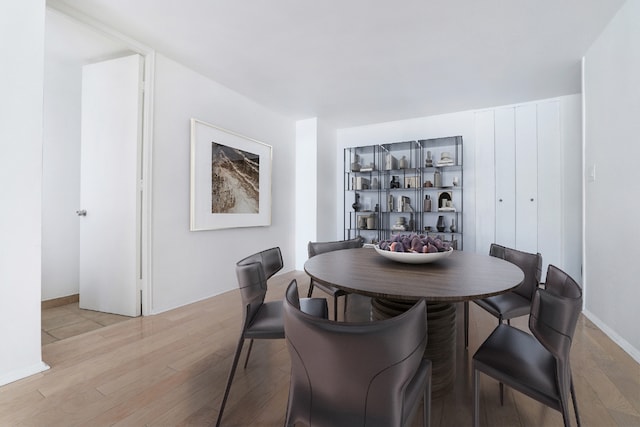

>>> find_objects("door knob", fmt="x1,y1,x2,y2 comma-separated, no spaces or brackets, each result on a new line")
76,210,87,216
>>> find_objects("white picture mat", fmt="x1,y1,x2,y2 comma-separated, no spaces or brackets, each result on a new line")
190,118,272,230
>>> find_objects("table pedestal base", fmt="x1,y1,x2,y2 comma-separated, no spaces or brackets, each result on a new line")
371,298,456,398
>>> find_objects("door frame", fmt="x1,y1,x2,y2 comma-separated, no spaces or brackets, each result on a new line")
48,0,155,315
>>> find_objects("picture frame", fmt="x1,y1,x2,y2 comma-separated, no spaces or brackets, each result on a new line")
190,118,272,231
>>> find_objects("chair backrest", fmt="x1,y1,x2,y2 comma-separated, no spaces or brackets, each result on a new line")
236,246,283,281
308,236,364,258
235,247,283,326
490,243,542,301
235,261,267,327
529,264,582,359
529,264,582,408
283,280,427,427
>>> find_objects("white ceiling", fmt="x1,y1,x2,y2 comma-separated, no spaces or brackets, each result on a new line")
50,0,625,128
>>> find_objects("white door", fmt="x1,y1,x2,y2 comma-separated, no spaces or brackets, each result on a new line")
494,107,516,249
79,54,142,317
514,104,538,254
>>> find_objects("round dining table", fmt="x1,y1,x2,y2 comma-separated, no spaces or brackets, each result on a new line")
304,247,524,396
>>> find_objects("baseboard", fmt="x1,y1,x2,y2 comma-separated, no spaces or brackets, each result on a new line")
42,294,79,309
0,361,50,387
583,309,640,364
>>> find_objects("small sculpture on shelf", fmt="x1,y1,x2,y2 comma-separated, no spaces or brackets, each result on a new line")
437,215,446,232
390,176,400,188
437,151,454,167
423,195,432,212
425,150,433,167
433,169,442,187
352,193,361,212
358,215,367,229
450,218,456,233
399,155,409,169
391,216,408,231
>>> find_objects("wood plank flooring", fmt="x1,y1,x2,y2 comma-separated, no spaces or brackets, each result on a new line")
41,302,130,345
2,270,638,426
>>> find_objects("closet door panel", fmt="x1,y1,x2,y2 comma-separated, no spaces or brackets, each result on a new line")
537,101,562,277
515,105,538,254
494,108,516,249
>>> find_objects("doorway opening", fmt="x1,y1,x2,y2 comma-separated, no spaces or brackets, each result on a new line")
42,5,154,344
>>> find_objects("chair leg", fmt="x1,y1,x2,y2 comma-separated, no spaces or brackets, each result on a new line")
343,294,348,314
424,363,432,427
307,282,314,298
333,295,339,321
464,301,469,348
216,335,245,427
243,338,254,369
571,377,581,427
473,368,480,427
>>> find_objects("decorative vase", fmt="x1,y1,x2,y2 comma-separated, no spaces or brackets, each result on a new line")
425,150,433,167
423,195,432,212
399,155,408,169
433,169,442,188
351,154,361,172
450,218,456,233
436,215,446,232
367,215,376,230
352,193,361,212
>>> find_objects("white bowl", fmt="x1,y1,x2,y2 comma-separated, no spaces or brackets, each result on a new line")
374,245,453,264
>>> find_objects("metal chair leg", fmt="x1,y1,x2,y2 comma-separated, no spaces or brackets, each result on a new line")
333,295,339,320
243,338,254,369
424,362,432,427
464,301,469,348
307,282,314,298
216,335,245,427
473,368,480,427
571,377,581,427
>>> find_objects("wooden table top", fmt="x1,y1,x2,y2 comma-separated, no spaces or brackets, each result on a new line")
304,248,524,302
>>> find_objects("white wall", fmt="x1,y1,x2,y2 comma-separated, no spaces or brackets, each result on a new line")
41,46,82,300
583,0,640,361
150,55,298,313
316,120,338,241
295,118,318,270
0,0,49,386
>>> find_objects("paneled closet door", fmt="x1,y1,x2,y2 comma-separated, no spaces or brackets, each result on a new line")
494,108,516,249
514,105,538,254
537,101,562,277
474,110,496,254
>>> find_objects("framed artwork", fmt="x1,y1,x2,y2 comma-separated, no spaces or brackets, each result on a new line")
190,118,272,231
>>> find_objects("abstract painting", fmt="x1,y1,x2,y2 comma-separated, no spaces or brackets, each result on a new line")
190,119,272,230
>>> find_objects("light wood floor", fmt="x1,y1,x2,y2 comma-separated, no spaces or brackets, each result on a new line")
42,302,131,345
3,270,639,426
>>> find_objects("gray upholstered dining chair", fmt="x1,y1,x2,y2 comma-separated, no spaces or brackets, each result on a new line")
216,247,328,427
472,264,583,427
464,243,542,348
283,279,432,427
307,236,364,320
